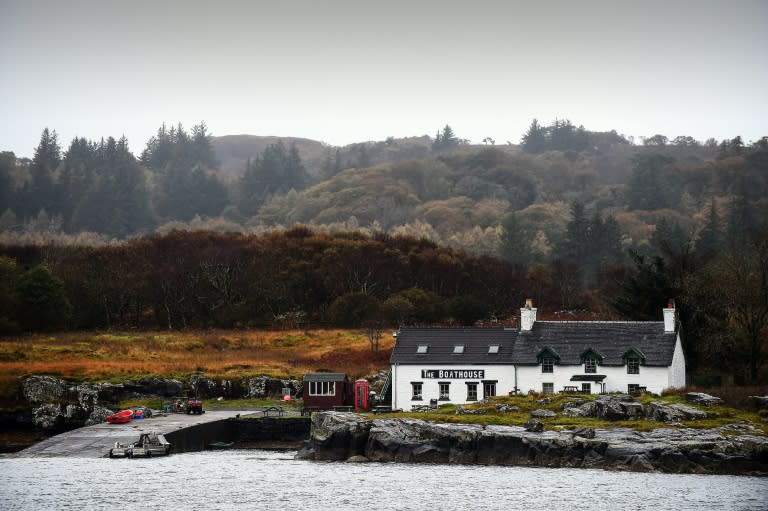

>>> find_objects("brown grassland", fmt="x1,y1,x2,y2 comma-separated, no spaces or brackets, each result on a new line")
0,329,394,393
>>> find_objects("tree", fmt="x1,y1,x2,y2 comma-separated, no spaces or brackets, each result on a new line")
27,128,61,217
644,134,668,146
692,230,768,382
432,125,458,151
14,265,72,331
625,154,680,210
696,199,722,263
521,119,547,154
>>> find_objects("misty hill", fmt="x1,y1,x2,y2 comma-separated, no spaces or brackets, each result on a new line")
211,134,437,177
212,135,329,176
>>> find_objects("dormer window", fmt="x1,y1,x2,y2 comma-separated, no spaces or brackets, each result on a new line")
536,347,560,373
416,345,429,354
453,345,465,354
488,345,500,354
580,348,603,374
622,348,646,374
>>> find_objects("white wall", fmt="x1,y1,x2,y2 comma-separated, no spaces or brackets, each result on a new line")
515,363,672,395
391,364,516,410
669,333,686,389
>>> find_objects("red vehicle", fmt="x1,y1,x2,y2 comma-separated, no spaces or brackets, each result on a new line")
168,398,205,414
185,399,204,414
106,409,134,424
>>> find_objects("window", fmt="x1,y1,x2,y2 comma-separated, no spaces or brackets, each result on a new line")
581,383,591,394
439,382,450,400
542,357,554,373
416,345,428,354
453,345,465,354
628,384,640,395
585,358,597,373
627,357,640,374
309,381,336,396
542,382,554,394
411,382,423,400
483,381,496,399
466,382,478,401
488,345,500,354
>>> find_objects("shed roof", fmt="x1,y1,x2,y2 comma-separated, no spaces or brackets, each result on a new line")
303,373,348,382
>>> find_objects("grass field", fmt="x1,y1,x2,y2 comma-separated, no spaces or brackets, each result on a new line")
383,392,768,434
0,328,394,387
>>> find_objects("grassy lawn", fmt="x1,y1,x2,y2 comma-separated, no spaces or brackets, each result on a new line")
371,392,768,434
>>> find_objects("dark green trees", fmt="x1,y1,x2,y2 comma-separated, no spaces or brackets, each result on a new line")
144,122,228,221
521,119,547,154
24,128,61,218
237,141,308,217
432,125,459,151
625,154,680,210
14,265,72,331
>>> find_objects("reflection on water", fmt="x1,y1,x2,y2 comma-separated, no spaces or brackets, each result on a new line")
1,450,766,511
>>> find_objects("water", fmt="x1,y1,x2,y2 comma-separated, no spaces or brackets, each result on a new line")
1,450,766,511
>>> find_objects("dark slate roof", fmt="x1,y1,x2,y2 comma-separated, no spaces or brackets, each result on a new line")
390,328,516,364
512,321,677,366
390,321,679,367
303,373,348,382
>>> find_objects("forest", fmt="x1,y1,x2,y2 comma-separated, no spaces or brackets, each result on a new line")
0,120,766,384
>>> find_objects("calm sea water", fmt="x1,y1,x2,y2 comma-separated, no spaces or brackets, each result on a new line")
1,450,766,511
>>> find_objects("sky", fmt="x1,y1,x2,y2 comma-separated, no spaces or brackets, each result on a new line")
1,0,766,158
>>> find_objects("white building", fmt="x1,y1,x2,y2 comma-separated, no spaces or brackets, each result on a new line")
389,301,685,410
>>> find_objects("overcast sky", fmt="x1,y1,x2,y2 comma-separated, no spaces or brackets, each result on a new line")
1,0,766,158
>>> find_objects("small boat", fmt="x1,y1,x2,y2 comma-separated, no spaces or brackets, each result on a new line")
106,409,134,424
108,442,130,458
208,441,234,450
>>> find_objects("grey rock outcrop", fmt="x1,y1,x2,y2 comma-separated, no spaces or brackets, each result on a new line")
593,394,645,420
298,411,768,475
524,419,544,432
685,392,724,406
495,404,519,413
531,409,556,418
23,376,66,404
647,402,710,422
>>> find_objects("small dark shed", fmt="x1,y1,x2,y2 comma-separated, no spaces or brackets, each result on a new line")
302,373,352,410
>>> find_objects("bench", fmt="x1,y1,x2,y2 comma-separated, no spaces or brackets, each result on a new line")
372,406,392,414
332,405,354,412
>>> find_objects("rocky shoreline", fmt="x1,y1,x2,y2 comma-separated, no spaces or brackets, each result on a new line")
2,375,302,438
296,411,768,476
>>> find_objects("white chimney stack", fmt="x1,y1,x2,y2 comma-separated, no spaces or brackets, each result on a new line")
520,298,537,331
663,300,676,332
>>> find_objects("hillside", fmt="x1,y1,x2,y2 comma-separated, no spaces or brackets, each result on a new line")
212,134,330,176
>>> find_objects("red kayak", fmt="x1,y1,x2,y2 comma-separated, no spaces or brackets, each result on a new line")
106,409,134,424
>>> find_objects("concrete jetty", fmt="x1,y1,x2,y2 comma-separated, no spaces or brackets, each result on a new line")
14,410,254,458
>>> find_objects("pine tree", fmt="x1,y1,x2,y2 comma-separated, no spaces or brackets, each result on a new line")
521,118,547,153
696,199,722,263
28,128,61,217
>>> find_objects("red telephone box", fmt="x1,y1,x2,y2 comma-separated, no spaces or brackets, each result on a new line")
354,379,369,411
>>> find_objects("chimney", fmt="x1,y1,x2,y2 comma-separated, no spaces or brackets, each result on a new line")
663,300,676,332
520,299,537,331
